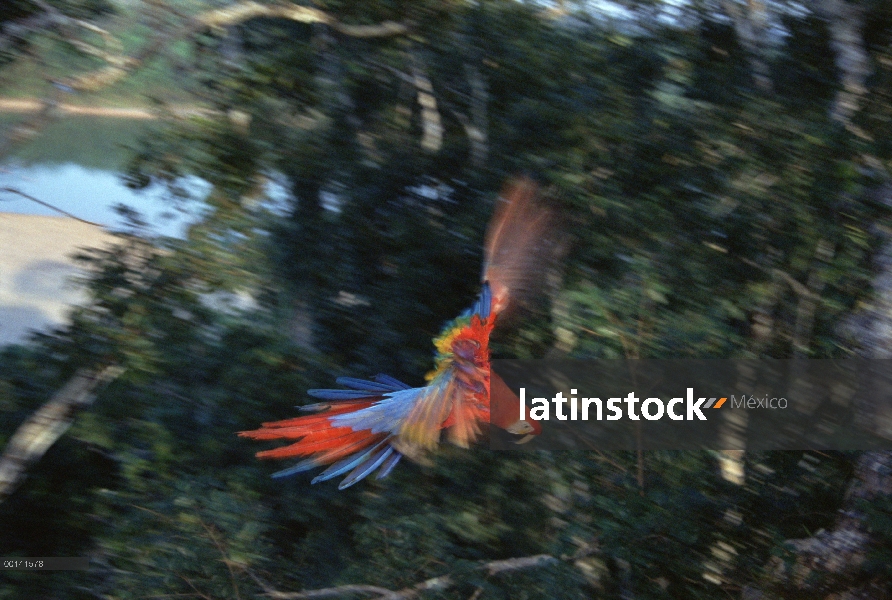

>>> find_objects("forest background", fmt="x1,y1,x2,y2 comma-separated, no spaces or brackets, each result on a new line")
2,1,892,598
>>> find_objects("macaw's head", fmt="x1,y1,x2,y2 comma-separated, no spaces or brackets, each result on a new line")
489,370,541,443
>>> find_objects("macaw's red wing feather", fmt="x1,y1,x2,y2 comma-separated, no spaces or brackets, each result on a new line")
242,401,376,437
252,429,374,459
483,176,555,316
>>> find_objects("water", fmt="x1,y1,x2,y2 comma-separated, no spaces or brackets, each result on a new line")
1,163,209,237
0,112,294,345
0,115,207,237
0,113,210,344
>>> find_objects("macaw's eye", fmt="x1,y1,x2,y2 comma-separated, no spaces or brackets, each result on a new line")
452,339,480,360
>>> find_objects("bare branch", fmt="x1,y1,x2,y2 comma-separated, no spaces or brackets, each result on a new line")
791,239,834,357
262,585,395,600
453,63,488,167
411,58,443,153
0,186,105,226
0,1,411,158
252,554,559,599
59,17,125,64
481,554,559,576
0,366,123,503
24,0,134,92
66,1,408,92
738,257,818,300
739,241,834,357
196,2,407,38
0,0,133,158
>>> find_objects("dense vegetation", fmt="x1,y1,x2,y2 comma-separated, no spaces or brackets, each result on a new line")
2,1,892,598
0,0,200,105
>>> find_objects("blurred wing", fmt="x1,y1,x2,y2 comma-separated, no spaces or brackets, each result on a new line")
398,367,488,453
483,177,554,315
398,374,459,452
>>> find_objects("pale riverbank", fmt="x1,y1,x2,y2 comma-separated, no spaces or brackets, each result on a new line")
0,98,210,120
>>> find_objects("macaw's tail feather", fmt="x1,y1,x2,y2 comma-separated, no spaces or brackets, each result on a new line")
238,374,411,489
483,176,555,316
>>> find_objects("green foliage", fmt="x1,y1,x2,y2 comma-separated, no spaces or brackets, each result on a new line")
3,1,892,599
861,494,892,579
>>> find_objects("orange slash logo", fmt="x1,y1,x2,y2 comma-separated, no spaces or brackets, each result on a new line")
704,397,727,409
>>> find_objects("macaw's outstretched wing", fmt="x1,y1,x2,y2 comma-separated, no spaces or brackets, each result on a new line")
483,177,554,316
239,365,491,488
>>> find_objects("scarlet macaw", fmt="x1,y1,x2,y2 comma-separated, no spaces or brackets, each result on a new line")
240,178,549,488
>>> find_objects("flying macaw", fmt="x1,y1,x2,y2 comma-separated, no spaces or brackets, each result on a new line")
240,178,550,488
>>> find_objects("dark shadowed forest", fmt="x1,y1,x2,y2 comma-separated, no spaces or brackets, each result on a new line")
2,1,892,598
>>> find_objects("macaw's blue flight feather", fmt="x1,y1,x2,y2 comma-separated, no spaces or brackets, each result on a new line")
373,374,412,390
335,377,403,392
307,389,382,400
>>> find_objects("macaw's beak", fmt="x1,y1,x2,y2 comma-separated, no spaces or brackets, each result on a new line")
514,433,537,445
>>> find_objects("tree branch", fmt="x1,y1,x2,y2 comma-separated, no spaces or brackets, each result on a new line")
738,257,818,300
0,1,411,159
198,2,408,38
67,1,409,93
0,186,105,226
411,56,443,153
0,366,123,503
251,554,559,599
264,585,396,600
791,239,833,357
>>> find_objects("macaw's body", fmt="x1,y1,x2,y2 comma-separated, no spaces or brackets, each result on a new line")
240,178,550,488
